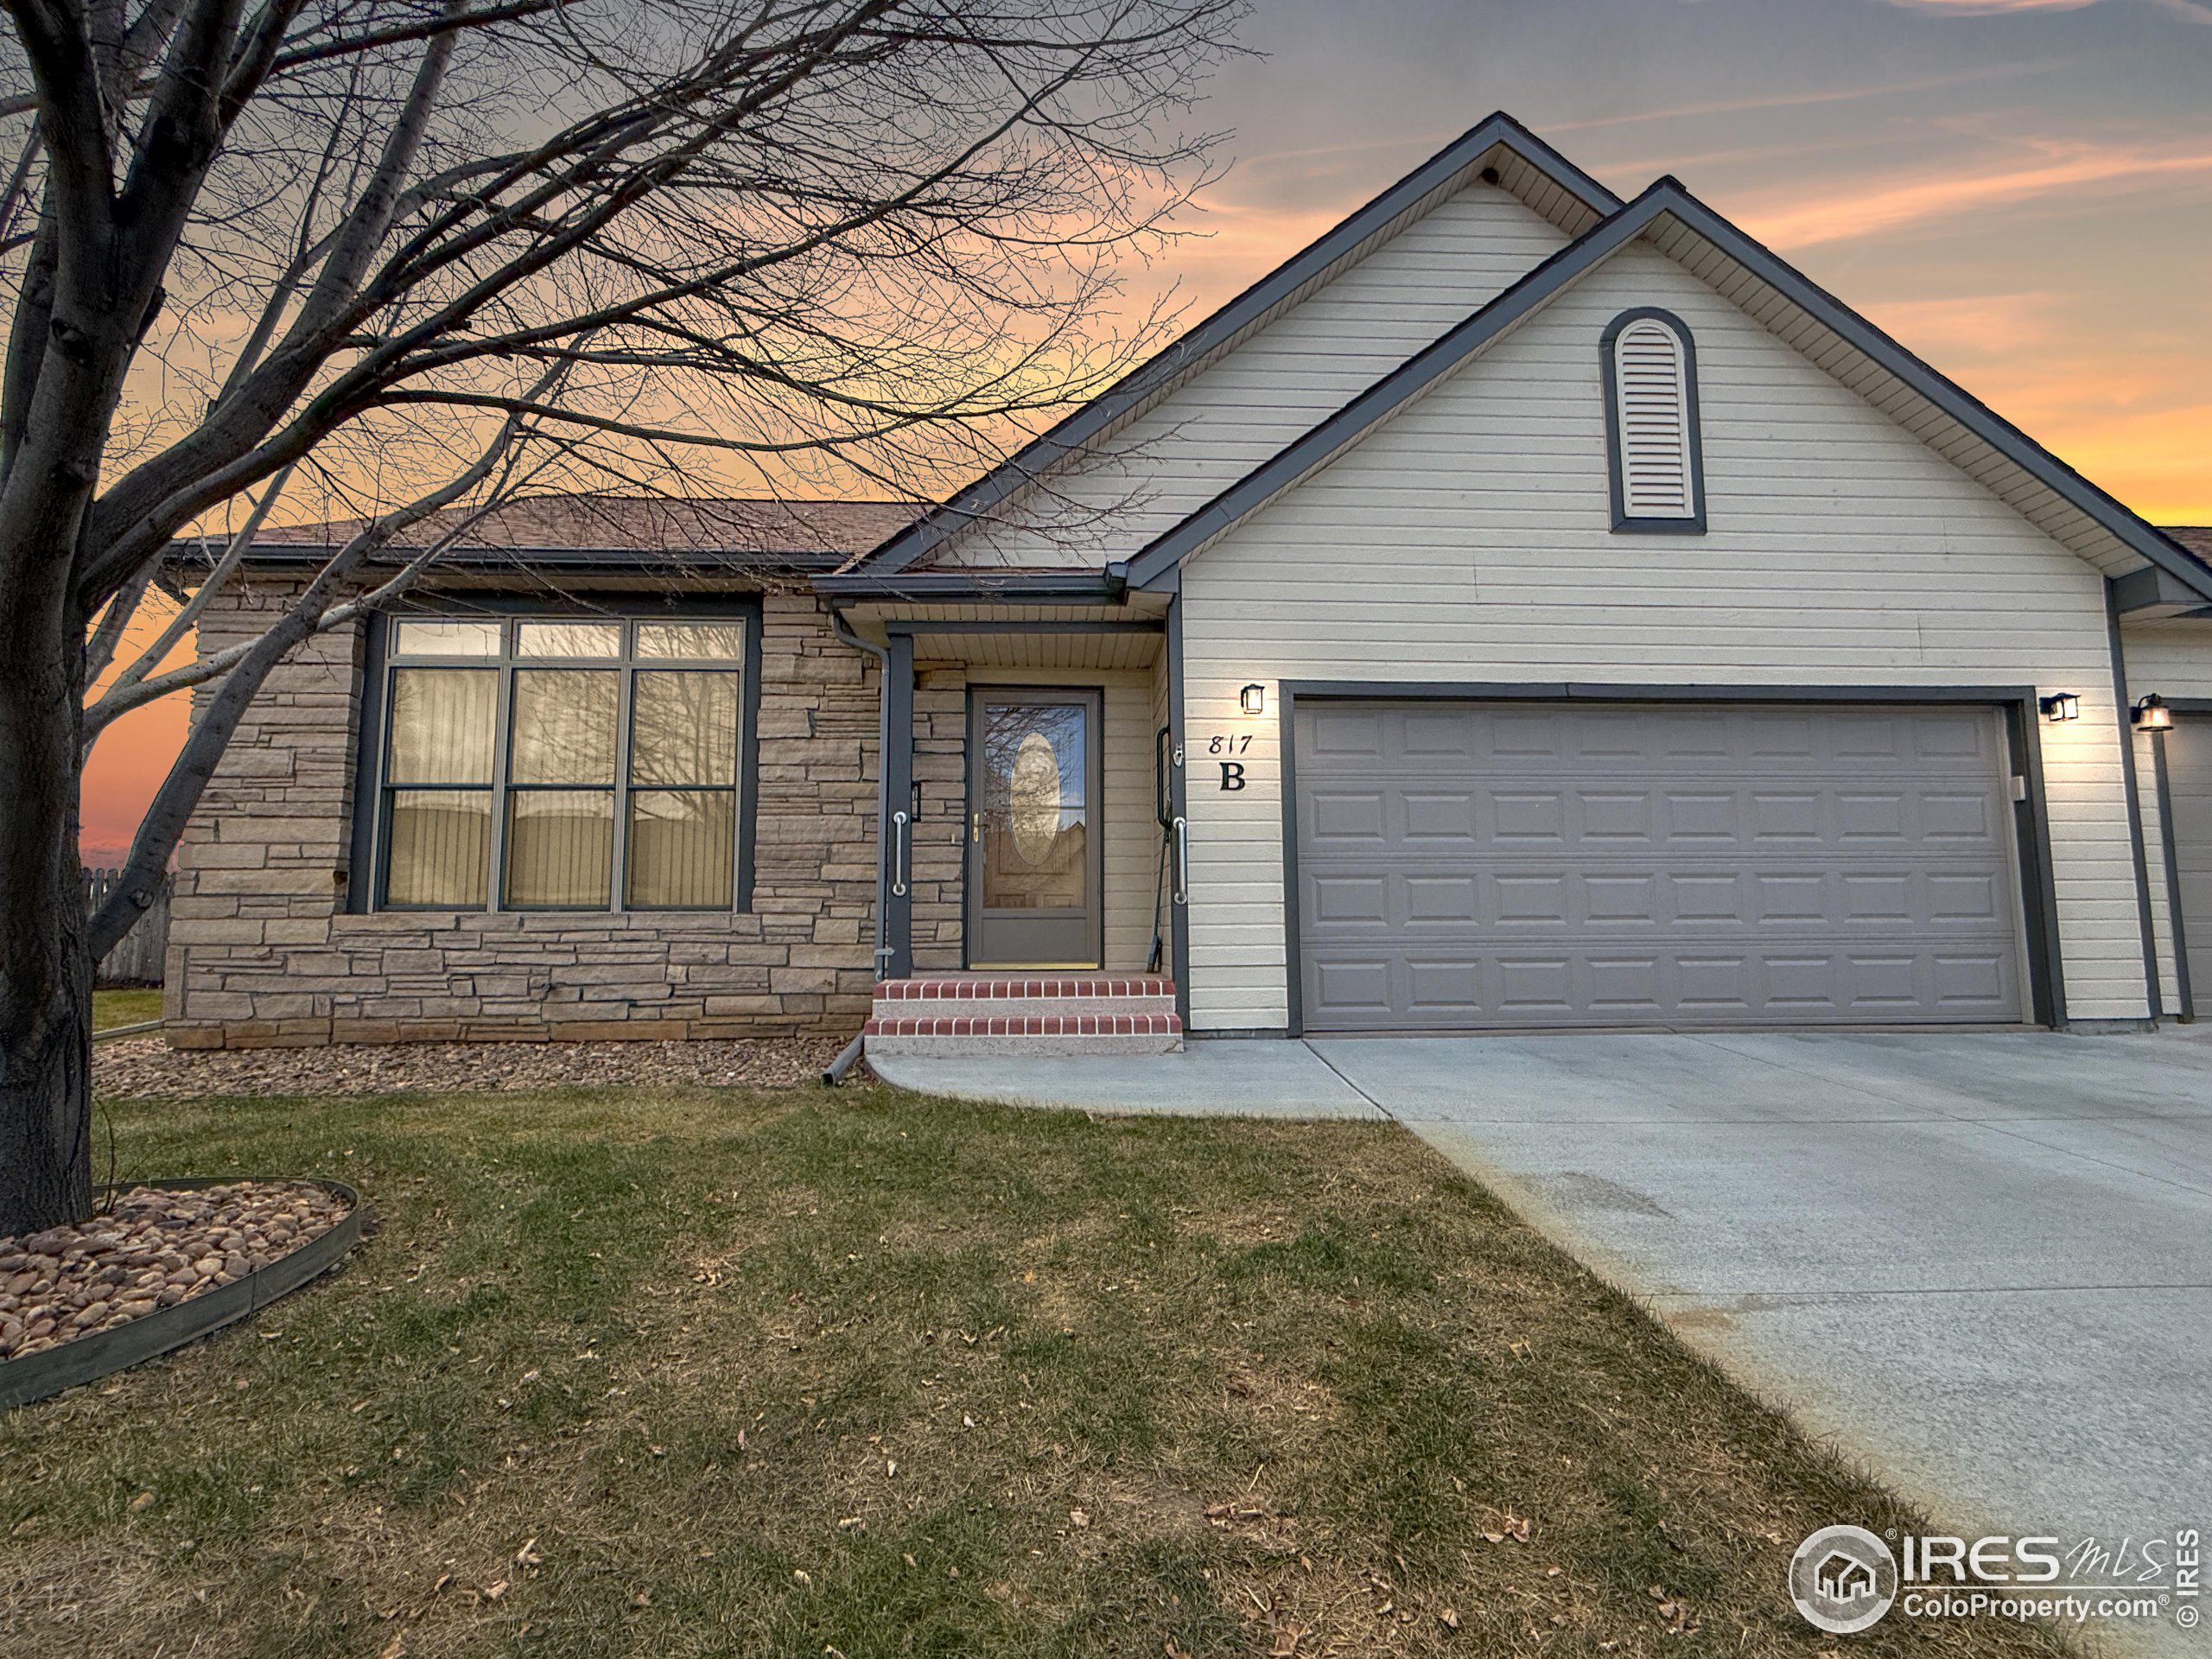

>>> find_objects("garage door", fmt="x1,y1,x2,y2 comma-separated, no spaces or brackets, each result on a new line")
2164,713,2212,1002
1293,699,2029,1032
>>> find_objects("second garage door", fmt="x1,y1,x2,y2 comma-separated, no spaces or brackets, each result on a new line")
2164,712,2212,1006
1292,699,2029,1032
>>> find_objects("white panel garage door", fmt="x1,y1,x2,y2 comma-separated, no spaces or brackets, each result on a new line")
1292,699,2029,1032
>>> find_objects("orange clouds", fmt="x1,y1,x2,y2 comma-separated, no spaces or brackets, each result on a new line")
1736,142,2212,248
1882,0,2099,11
1860,292,2062,357
79,597,195,868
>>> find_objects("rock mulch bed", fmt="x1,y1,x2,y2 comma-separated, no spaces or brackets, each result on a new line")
95,1034,855,1100
0,1182,350,1364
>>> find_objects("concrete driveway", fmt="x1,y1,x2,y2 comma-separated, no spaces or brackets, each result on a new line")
1313,1028,2212,1555
876,1027,2212,1564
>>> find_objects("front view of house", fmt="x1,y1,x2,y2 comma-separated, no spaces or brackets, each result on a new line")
168,115,2212,1052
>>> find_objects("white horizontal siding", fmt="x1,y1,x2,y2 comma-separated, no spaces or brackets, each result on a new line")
2120,620,2212,702
1178,240,2146,1030
938,185,1568,569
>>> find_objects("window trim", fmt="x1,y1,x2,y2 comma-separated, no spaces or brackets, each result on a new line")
1599,306,1707,535
349,597,761,916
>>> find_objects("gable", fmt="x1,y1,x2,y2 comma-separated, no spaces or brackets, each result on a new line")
1198,238,2122,616
931,181,1572,569
1127,182,2212,606
847,113,1618,579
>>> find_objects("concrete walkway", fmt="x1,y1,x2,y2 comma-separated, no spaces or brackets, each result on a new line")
873,1026,2212,1634
869,1039,1387,1119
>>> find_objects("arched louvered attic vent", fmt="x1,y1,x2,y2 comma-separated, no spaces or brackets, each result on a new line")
1601,308,1706,532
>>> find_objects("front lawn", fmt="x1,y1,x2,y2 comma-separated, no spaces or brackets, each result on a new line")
91,988,163,1032
1,1081,2067,1658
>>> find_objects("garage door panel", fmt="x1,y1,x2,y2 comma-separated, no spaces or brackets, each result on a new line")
1494,791,1567,841
1294,699,2027,1031
1407,958,1481,1014
1922,792,2004,842
1403,874,1478,923
1402,791,1477,840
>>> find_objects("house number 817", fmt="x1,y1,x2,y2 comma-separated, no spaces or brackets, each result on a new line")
1207,734,1251,791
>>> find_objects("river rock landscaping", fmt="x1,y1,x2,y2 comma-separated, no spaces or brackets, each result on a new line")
94,1033,849,1100
0,1182,351,1364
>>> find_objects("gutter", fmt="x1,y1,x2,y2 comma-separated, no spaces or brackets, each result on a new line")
810,569,1127,602
823,608,892,1085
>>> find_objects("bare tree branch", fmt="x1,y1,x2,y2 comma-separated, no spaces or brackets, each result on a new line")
86,359,562,956
0,0,1247,1232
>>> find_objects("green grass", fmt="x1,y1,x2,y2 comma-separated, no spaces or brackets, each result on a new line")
91,988,162,1031
0,1082,2072,1658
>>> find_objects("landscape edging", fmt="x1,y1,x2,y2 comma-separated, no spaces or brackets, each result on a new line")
0,1178,365,1411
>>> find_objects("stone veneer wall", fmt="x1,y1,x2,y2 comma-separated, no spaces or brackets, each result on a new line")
165,579,885,1048
908,669,969,971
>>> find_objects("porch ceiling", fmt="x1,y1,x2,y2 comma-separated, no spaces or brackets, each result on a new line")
834,594,1168,630
833,595,1167,671
907,626,1161,671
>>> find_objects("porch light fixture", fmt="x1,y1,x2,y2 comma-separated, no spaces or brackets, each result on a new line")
2132,694,2174,733
1240,683,1267,716
2038,692,2081,722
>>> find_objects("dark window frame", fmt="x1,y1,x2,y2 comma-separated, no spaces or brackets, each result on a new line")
1599,306,1708,534
348,597,762,916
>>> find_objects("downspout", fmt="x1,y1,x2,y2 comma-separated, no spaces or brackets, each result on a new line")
823,608,891,1085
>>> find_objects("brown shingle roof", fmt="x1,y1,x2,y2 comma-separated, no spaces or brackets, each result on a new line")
235,493,918,561
2164,526,2212,565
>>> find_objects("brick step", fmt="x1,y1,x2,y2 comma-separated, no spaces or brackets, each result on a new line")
872,994,1172,1021
874,976,1174,1001
863,1009,1182,1059
872,975,1176,1026
868,1013,1180,1038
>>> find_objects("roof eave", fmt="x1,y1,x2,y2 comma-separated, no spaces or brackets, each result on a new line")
811,569,1128,602
164,543,850,575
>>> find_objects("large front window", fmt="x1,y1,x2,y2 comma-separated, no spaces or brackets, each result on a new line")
376,614,748,911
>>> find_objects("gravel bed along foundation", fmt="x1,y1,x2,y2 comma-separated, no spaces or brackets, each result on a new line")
0,1182,352,1364
94,1034,855,1100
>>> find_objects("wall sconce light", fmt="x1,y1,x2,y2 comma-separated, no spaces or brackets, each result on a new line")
2132,694,2173,733
1240,683,1267,716
2038,692,2081,722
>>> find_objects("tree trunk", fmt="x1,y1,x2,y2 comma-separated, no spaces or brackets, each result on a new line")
0,615,92,1238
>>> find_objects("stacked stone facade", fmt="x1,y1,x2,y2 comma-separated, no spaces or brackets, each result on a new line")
167,581,884,1047
908,670,969,970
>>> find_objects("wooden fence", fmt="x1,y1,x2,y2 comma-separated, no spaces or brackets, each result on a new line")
83,868,172,988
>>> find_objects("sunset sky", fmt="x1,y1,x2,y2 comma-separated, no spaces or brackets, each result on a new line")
79,0,2212,864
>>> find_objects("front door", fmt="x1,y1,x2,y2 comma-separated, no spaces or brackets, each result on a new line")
968,690,1103,969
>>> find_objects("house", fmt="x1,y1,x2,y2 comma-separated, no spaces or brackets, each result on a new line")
1815,1552,1877,1605
167,113,2212,1054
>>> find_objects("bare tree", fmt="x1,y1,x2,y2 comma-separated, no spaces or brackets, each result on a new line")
0,0,1243,1234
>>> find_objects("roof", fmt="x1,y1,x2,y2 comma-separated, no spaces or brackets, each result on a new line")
192,493,918,569
845,111,1622,580
2166,527,2212,564
1117,176,2212,606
